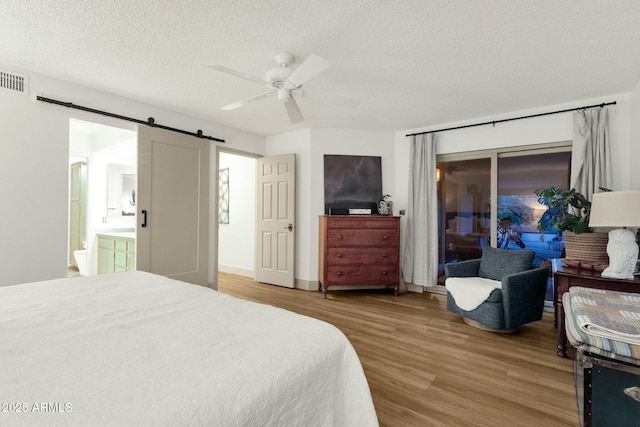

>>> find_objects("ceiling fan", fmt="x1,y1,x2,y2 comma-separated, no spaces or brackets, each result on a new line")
207,52,359,124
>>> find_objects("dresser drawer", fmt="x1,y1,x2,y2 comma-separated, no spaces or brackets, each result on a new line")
327,229,398,247
326,247,398,265
326,216,399,230
325,266,399,285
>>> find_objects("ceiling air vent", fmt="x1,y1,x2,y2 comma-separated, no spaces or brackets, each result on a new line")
0,69,29,96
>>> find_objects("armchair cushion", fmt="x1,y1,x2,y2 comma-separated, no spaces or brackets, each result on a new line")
444,259,481,278
478,247,535,280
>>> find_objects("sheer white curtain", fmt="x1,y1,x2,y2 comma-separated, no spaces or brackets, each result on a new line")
570,107,612,199
402,133,438,287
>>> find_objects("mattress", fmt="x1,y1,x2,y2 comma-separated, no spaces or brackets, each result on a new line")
0,271,378,426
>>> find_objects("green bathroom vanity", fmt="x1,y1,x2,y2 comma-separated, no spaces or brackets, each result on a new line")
97,232,136,274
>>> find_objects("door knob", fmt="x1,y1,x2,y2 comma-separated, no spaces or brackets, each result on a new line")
284,223,293,231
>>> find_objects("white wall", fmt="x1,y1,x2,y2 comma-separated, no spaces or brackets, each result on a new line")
0,69,265,287
266,128,395,289
218,152,256,277
394,93,633,289
630,80,640,189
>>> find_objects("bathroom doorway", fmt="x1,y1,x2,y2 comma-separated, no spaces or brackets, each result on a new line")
68,157,87,277
68,118,137,277
216,149,257,279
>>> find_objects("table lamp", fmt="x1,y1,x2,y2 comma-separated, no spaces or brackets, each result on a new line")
588,190,640,279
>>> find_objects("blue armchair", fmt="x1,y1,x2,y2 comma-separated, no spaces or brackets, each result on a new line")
444,247,549,333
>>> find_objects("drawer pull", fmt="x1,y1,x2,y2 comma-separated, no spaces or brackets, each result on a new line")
382,271,387,275
382,235,388,239
337,235,343,240
381,253,388,258
336,272,343,276
337,253,343,258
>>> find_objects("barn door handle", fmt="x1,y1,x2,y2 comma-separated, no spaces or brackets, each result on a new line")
141,209,148,228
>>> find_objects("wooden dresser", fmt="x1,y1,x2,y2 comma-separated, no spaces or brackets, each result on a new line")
318,215,400,298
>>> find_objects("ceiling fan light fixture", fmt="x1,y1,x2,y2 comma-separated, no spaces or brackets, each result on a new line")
277,88,291,102
265,67,292,85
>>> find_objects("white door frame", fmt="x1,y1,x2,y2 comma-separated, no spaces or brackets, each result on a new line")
213,146,261,289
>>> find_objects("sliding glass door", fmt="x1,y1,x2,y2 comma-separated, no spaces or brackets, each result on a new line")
497,151,571,300
437,144,571,303
436,157,491,284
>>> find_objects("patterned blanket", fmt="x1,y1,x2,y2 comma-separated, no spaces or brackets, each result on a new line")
564,286,640,364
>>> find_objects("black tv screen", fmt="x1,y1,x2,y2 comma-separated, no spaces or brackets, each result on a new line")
323,155,382,214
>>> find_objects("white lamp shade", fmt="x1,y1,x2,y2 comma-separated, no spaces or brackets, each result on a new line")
589,190,640,228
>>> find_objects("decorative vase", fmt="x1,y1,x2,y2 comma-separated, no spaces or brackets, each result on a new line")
563,231,609,264
377,200,393,216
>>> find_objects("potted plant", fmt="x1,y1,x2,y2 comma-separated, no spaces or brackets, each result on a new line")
534,187,608,264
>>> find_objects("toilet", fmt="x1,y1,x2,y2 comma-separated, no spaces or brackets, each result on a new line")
74,249,88,276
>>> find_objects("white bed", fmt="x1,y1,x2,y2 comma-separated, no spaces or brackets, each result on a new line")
0,271,378,426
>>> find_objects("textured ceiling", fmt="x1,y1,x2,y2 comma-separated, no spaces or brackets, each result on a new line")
2,1,640,137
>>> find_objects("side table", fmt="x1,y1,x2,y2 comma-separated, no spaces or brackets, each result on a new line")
553,259,640,358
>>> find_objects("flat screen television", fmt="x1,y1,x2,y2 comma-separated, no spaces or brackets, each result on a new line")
323,155,382,214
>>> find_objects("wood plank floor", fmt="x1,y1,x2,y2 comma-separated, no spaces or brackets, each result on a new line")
218,273,579,427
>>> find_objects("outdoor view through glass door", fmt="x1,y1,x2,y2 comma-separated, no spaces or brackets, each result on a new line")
497,152,571,301
437,148,571,303
437,158,491,284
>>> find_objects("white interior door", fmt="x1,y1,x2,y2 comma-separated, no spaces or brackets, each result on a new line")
255,154,296,287
137,125,209,285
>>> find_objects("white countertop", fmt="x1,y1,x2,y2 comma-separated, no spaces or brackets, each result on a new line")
97,231,135,240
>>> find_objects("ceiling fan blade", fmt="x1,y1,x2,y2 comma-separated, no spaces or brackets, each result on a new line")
283,97,304,124
220,90,277,110
304,89,361,108
283,54,330,89
207,64,270,86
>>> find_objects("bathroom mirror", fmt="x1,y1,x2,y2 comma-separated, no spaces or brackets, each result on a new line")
107,164,136,217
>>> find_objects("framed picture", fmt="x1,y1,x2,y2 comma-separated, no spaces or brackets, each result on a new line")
219,168,229,224
323,155,382,214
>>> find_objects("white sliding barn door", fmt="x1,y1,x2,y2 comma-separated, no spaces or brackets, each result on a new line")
255,154,296,288
137,126,209,286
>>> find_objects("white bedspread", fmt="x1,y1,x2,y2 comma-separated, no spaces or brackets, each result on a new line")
0,271,378,426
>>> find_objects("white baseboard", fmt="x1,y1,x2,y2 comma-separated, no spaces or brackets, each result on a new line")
217,266,317,292
218,265,254,278
295,279,318,291
218,265,362,292
407,283,426,293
